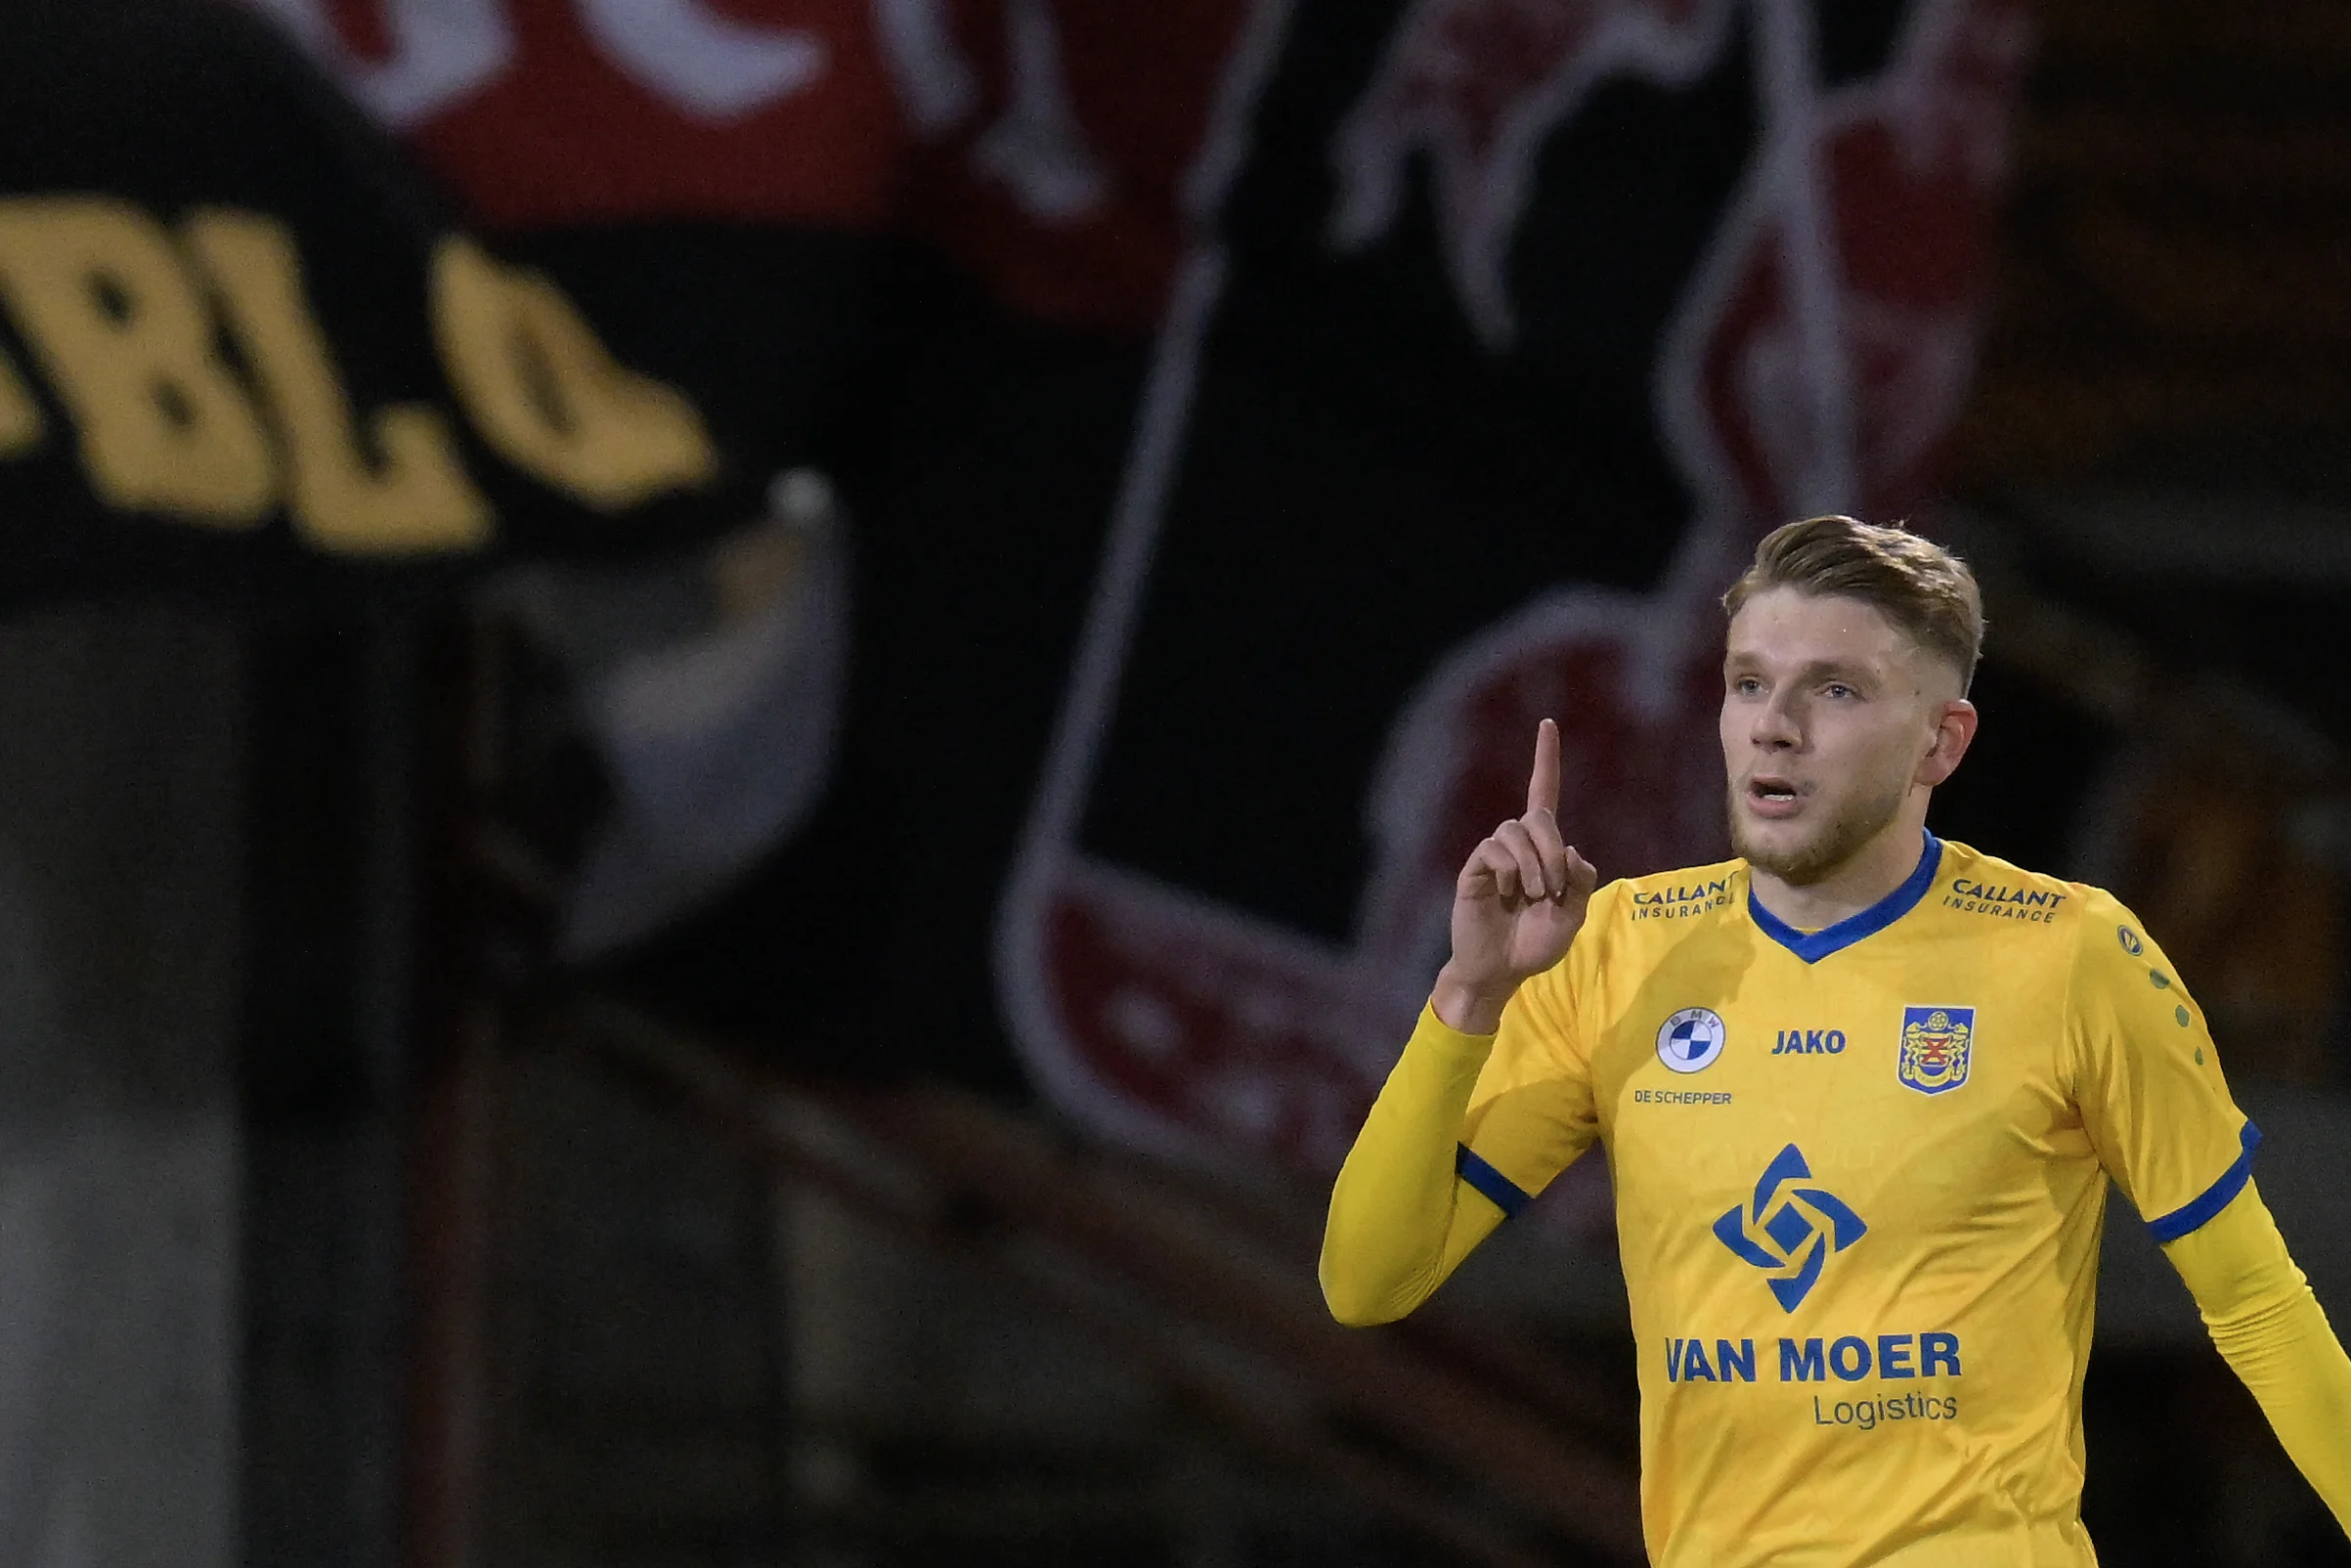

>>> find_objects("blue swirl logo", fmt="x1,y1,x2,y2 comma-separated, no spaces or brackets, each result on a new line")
1713,1144,1867,1311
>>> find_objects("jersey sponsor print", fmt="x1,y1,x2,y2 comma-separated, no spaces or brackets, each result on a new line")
1447,837,2260,1563
1657,1007,1729,1073
1710,1143,1866,1310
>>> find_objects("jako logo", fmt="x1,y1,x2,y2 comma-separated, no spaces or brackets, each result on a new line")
1713,1145,1867,1311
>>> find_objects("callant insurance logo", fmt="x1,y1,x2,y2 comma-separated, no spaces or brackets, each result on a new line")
1713,1144,1867,1310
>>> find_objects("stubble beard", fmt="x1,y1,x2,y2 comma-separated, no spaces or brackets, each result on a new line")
1728,773,1911,887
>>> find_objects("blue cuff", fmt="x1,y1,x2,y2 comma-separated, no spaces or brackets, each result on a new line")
2147,1120,2263,1243
1456,1144,1532,1218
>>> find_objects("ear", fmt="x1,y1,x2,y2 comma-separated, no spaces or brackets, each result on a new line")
1916,699,1978,788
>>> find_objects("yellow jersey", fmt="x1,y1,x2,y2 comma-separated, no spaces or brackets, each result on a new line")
1449,832,2255,1566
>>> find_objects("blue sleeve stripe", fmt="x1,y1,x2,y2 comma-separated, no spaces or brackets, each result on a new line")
1456,1144,1532,1218
2147,1120,2263,1243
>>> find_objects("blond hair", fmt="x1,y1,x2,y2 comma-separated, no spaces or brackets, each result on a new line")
1722,516,1985,690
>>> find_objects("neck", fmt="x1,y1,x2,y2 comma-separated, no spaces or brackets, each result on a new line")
1748,808,1933,933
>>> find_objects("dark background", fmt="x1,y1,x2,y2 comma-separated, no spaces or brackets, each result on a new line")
0,0,2343,1564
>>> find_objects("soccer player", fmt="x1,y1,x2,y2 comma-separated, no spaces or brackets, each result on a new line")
1321,517,2351,1564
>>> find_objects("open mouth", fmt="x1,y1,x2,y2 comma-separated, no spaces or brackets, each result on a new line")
1747,777,1802,807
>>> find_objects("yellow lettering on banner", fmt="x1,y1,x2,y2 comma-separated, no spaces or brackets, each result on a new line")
0,197,273,524
188,210,492,555
0,348,40,457
430,237,715,511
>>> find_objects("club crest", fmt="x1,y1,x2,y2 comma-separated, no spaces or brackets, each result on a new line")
1897,1006,1973,1095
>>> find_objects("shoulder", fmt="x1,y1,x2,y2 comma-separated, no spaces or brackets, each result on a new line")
1592,856,1747,931
1533,858,1744,1006
1542,860,1749,968
1931,840,2167,986
1930,839,2105,936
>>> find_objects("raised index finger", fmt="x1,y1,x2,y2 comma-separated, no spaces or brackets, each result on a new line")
1527,718,1560,817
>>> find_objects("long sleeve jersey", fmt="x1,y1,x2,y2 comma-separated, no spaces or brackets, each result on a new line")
1324,834,2351,1566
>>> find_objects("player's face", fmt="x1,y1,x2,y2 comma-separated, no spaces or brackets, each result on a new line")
1720,588,1964,886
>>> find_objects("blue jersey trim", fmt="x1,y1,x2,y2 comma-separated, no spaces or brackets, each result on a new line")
1456,1144,1532,1218
1747,831,1943,964
2147,1120,2263,1242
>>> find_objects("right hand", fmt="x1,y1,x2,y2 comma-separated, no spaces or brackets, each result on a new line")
1431,719,1598,1033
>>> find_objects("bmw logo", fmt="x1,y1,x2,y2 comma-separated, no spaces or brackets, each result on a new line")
1657,1007,1727,1073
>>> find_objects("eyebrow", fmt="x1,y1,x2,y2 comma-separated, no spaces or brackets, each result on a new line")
1723,653,1878,685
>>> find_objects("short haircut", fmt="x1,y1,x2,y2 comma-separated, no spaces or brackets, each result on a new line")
1722,516,1985,690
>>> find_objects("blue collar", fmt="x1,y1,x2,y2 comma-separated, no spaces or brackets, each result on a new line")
1747,831,1943,964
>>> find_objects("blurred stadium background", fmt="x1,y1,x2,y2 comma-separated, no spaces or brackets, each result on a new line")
0,0,2346,1564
